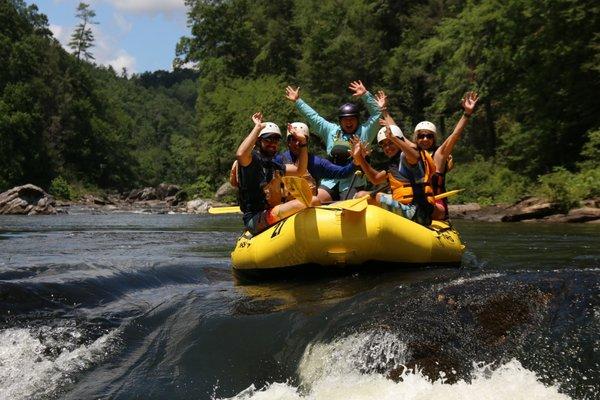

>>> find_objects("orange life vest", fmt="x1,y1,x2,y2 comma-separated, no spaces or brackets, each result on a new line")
387,150,436,206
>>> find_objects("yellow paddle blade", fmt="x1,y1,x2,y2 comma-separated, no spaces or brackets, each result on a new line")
433,189,463,201
281,176,313,207
208,206,241,214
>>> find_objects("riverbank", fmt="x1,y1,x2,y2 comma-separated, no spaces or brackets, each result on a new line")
1,184,599,223
449,196,600,224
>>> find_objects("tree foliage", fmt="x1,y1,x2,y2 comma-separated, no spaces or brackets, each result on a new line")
1,0,598,201
176,0,598,194
68,2,97,61
0,1,198,192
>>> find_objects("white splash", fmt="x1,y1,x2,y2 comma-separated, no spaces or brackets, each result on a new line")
224,330,570,400
298,330,408,387
438,273,505,289
0,326,118,400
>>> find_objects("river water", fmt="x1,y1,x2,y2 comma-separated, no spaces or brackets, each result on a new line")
0,211,598,400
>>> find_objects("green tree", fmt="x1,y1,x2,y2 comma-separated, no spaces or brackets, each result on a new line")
415,0,600,175
68,2,97,62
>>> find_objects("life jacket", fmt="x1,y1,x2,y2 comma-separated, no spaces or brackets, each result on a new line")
387,150,436,207
237,149,287,215
428,147,453,195
429,147,453,220
279,152,318,195
262,170,287,208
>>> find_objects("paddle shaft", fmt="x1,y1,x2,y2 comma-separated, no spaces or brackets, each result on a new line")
343,170,363,200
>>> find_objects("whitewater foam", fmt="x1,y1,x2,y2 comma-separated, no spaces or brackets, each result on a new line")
224,330,569,400
0,326,118,400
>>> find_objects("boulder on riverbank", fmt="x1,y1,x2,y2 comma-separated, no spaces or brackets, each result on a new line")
0,184,57,215
214,182,237,202
500,197,561,222
449,196,600,223
126,183,182,202
186,199,211,214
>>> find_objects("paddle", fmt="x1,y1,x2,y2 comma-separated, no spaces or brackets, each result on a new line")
322,188,464,213
208,206,241,215
343,170,363,200
281,176,312,207
433,189,463,200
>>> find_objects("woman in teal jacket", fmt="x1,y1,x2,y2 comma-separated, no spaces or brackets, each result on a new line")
285,81,382,201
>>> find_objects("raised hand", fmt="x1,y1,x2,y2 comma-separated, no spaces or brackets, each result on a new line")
349,80,367,97
349,135,363,159
375,90,387,110
384,124,393,140
285,86,300,102
252,112,263,125
349,135,371,159
287,122,307,145
461,91,479,115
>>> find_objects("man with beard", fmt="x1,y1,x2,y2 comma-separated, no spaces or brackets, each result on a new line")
285,80,382,201
235,112,319,235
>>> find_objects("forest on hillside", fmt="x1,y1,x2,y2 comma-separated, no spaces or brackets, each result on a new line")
0,0,199,195
1,0,599,207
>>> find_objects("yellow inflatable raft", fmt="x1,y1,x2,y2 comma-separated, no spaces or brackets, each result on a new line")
231,198,465,276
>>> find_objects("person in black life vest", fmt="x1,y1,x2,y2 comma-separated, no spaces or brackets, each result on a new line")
236,112,320,235
412,91,479,220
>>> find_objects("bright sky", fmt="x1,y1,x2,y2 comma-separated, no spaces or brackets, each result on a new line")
33,0,191,73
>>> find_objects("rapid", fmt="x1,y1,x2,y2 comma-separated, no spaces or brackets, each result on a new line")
0,211,598,399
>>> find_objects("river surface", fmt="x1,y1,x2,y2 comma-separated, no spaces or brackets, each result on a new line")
0,211,598,400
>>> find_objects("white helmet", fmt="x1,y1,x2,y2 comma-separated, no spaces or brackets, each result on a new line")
414,121,437,134
377,125,404,143
286,122,309,138
258,122,281,138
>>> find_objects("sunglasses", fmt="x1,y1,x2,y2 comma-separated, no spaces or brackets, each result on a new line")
261,136,280,143
417,133,435,140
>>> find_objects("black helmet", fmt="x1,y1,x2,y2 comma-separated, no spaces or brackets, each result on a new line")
338,103,360,119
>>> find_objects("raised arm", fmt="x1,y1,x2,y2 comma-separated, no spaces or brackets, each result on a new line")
435,91,479,166
375,90,397,128
283,123,308,177
380,119,420,165
286,86,337,142
236,112,265,167
349,136,387,185
351,81,381,143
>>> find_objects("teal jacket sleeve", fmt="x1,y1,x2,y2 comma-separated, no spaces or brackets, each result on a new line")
358,91,382,144
295,99,338,145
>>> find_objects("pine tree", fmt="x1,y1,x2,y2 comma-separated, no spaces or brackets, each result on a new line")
68,2,97,61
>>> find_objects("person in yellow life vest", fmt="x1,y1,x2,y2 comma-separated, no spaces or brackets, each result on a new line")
413,91,479,219
235,112,320,235
350,121,444,226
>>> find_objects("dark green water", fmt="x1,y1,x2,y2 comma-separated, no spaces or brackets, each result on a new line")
0,213,598,399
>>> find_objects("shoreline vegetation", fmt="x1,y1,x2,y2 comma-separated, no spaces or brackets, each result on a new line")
1,1,598,218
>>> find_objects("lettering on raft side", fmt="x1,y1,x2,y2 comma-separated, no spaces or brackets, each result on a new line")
270,219,286,238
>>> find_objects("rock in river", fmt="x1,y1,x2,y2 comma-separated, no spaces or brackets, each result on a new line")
0,184,57,215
